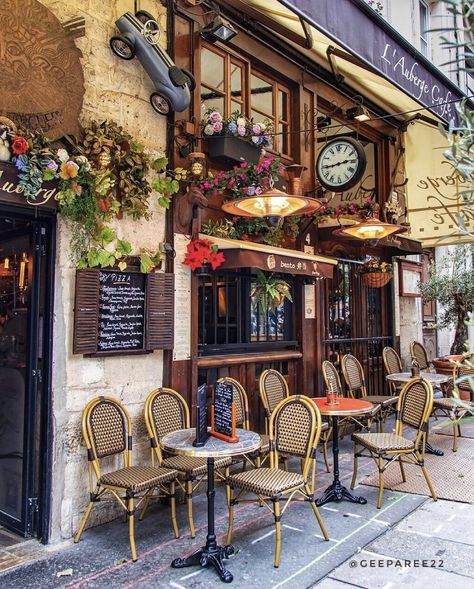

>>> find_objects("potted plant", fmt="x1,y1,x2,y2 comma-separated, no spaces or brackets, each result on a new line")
201,109,273,166
251,271,293,313
419,245,474,356
182,238,225,274
360,258,393,288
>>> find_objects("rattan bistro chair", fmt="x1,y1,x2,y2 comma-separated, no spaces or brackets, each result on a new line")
432,362,474,451
74,397,179,561
341,354,397,432
217,377,270,467
225,395,330,568
143,387,232,538
351,378,437,509
410,340,432,372
383,346,403,395
259,368,330,474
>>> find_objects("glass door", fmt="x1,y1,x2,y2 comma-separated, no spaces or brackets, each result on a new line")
0,213,50,536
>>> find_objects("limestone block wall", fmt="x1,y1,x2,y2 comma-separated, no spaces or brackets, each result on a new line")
42,0,171,542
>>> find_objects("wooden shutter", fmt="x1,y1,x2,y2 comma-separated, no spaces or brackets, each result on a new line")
145,272,175,350
73,269,100,354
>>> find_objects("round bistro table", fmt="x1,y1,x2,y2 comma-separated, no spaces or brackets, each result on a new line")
313,397,374,507
386,372,451,456
161,428,261,583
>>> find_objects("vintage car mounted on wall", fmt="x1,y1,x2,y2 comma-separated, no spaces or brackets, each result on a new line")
110,11,195,115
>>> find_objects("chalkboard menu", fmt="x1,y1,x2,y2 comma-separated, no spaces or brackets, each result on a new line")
210,382,238,443
73,269,175,356
193,384,210,447
98,272,146,351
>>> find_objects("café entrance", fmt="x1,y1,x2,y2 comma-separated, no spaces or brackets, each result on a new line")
0,207,55,539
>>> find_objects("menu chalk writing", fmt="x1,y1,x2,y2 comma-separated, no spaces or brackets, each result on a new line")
98,271,146,351
213,383,233,437
193,384,210,447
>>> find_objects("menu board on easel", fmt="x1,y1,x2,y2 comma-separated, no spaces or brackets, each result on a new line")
210,382,238,443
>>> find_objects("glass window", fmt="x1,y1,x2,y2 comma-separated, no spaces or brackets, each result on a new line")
419,1,429,57
198,270,295,355
200,43,293,158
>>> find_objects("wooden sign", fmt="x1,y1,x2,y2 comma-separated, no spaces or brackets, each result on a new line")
73,269,174,356
210,382,238,443
0,162,58,209
0,0,85,139
98,272,146,352
193,384,210,447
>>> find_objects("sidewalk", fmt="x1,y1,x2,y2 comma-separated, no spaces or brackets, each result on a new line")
1,428,473,589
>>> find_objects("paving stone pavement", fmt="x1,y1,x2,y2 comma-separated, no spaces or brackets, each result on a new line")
0,434,472,589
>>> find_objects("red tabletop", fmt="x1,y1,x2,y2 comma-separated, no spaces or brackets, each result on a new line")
313,397,374,417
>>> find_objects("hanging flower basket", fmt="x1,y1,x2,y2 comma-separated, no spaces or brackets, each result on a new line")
206,136,261,166
194,263,213,276
362,272,393,288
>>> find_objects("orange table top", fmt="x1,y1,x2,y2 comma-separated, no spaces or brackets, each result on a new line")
313,397,374,416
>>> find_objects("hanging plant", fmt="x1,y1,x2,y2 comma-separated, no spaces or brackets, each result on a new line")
251,271,293,313
0,120,185,272
182,238,226,272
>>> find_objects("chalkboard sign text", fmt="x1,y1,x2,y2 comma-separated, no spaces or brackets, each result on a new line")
210,382,238,443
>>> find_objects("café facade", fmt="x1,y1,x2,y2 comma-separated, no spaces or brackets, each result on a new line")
0,0,467,546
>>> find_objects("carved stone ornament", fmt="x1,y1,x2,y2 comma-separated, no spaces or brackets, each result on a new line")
0,0,85,139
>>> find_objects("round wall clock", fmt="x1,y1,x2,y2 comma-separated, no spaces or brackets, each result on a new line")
315,137,367,192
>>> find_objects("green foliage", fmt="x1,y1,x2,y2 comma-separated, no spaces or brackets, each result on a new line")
251,271,293,313
419,245,474,353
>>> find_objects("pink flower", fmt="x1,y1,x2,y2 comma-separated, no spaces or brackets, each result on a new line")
240,162,247,168
209,111,222,123
213,121,223,132
255,186,262,195
237,126,246,136
252,124,261,135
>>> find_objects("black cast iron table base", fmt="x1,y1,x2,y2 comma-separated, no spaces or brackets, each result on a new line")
316,415,367,507
171,457,234,583
172,544,234,583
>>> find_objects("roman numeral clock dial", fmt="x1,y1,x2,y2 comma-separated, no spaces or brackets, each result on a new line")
315,137,367,192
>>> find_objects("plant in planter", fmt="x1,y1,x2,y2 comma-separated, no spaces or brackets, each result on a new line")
182,238,225,273
419,245,474,355
201,109,273,165
360,258,393,288
251,271,293,313
312,196,380,225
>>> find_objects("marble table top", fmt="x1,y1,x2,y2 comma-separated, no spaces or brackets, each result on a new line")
386,372,450,384
160,428,261,458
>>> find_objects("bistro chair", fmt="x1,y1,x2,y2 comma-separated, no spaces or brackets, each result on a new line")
382,346,403,395
143,387,232,538
341,354,398,432
225,395,330,568
350,378,437,508
432,362,474,451
410,340,432,372
74,396,179,561
217,376,270,467
259,368,330,477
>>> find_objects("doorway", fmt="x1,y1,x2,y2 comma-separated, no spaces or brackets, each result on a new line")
0,208,55,539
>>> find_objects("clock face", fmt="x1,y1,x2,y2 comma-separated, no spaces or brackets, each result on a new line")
316,137,367,191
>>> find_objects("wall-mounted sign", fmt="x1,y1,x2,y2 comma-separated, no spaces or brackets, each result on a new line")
73,269,174,356
0,0,85,138
399,260,423,297
0,163,58,209
304,284,316,319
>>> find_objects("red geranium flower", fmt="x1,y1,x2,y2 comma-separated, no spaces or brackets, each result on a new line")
12,135,29,155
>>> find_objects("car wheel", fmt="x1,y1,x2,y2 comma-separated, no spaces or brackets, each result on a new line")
110,35,135,60
181,68,196,92
135,10,159,29
150,93,171,115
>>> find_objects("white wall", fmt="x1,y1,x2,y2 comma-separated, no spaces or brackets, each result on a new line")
42,0,170,542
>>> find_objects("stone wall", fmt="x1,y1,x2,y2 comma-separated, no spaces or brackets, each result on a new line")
42,0,170,542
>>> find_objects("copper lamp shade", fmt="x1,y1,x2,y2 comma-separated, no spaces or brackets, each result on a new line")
333,217,407,240
221,187,322,217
